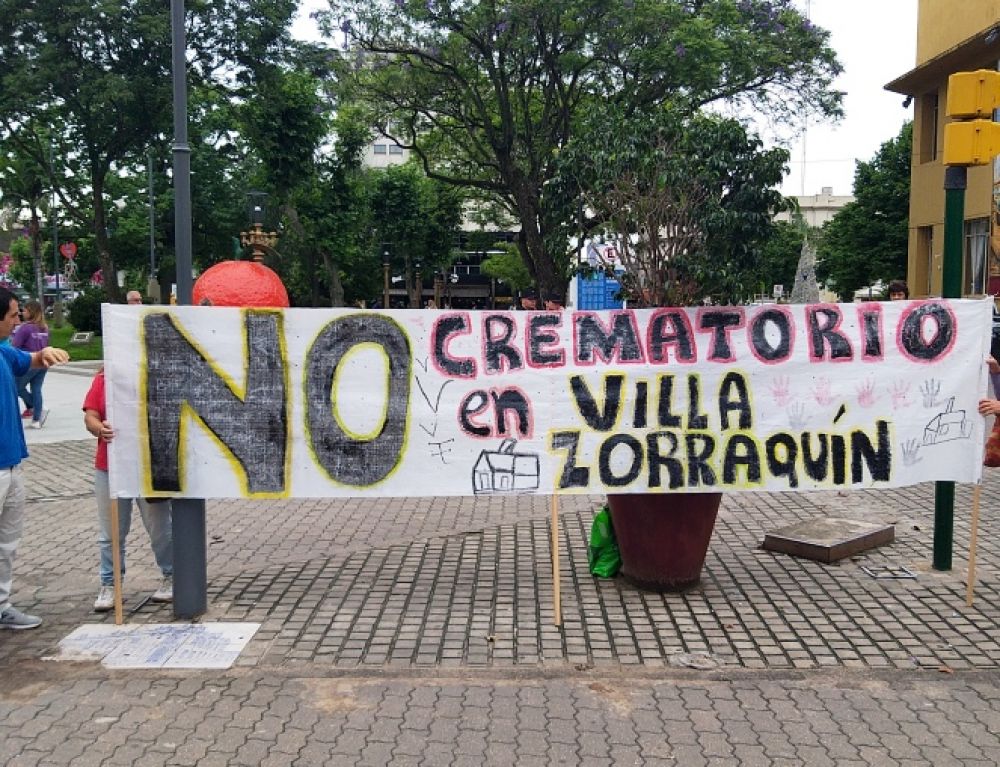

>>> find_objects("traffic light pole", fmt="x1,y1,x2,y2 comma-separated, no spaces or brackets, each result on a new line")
933,165,966,571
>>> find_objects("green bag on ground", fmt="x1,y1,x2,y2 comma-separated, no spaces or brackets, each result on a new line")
588,505,621,578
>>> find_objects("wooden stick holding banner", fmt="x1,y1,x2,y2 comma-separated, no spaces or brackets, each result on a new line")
551,494,562,627
967,483,982,607
111,499,125,625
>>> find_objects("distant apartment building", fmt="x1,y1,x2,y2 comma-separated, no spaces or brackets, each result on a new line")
886,0,1000,298
363,135,409,168
775,187,854,228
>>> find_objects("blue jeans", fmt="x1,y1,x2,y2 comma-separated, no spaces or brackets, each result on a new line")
16,368,46,421
95,470,173,586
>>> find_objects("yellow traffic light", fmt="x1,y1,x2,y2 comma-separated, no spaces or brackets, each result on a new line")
946,69,1000,119
943,120,1000,166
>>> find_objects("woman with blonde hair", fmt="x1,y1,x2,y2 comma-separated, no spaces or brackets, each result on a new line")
11,300,50,429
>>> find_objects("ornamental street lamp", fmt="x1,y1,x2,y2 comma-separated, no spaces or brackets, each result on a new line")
240,191,278,262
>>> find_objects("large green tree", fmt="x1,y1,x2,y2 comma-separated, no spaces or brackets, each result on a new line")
325,0,842,296
817,122,912,301
370,162,464,307
0,0,298,302
554,103,790,305
0,133,49,300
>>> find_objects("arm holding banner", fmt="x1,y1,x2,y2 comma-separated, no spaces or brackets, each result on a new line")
29,346,69,369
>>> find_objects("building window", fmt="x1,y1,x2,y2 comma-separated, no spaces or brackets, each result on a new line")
964,217,989,295
918,226,933,296
373,144,387,154
919,92,938,163
388,145,403,155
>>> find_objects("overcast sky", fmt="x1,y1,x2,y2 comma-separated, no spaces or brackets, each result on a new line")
781,0,918,197
292,0,920,198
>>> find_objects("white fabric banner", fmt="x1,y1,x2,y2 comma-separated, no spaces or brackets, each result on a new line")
104,300,992,499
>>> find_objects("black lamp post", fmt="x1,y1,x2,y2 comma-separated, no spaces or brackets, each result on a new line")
433,270,444,308
413,260,422,308
171,0,206,620
381,244,391,309
147,151,160,302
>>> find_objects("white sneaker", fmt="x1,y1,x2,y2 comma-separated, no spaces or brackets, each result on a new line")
28,420,42,430
94,585,114,612
151,575,173,603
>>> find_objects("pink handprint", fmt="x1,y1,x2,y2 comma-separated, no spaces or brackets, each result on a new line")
813,378,833,406
856,379,877,408
770,376,792,407
889,380,912,409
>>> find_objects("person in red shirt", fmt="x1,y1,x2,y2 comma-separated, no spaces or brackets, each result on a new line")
83,368,173,611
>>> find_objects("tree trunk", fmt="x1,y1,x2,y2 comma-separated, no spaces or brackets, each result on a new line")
505,170,560,297
91,180,121,303
319,249,345,307
28,206,44,303
513,213,557,293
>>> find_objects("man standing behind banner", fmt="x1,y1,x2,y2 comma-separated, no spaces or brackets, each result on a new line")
0,286,70,629
84,367,173,611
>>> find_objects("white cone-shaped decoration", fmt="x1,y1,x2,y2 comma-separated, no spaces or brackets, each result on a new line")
790,235,820,304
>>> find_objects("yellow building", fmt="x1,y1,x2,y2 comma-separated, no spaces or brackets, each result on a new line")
886,0,1000,298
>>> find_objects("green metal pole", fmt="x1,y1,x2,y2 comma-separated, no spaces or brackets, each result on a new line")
933,165,966,571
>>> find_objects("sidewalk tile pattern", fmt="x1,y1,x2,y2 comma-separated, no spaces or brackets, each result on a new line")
3,439,1000,765
1,669,1000,766
5,441,999,674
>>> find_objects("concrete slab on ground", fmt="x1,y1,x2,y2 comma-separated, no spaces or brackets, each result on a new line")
761,516,895,562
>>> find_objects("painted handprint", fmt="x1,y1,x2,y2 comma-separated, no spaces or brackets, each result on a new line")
901,438,922,466
770,376,792,407
787,402,808,430
856,379,877,408
920,379,941,408
812,378,834,406
889,380,912,409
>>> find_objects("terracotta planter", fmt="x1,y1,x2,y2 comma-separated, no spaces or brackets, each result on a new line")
607,492,722,591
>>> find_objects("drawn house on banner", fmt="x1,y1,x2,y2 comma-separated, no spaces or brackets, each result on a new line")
472,439,540,494
923,398,972,445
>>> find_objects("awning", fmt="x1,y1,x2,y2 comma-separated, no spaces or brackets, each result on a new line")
886,28,1000,96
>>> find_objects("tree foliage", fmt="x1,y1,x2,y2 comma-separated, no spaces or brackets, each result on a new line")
554,103,789,305
0,0,298,301
371,162,464,302
817,122,911,301
480,247,533,293
326,0,842,296
0,135,49,300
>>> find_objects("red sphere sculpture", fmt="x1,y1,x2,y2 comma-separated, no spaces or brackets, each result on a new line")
193,260,289,308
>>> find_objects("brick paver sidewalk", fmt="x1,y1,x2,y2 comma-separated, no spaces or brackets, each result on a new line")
2,439,999,765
